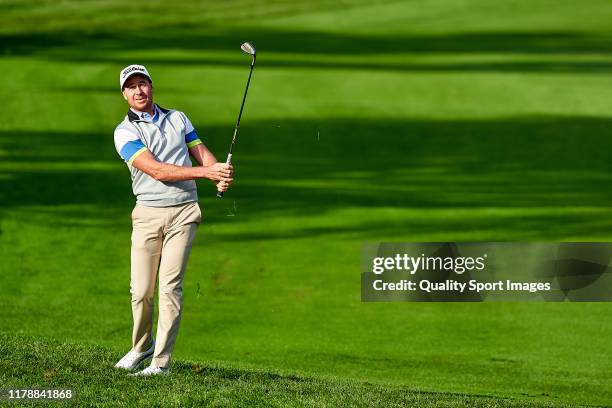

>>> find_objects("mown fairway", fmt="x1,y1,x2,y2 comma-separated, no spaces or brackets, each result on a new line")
1,1,612,406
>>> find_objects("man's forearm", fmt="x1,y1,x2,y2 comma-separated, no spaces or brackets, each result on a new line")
151,161,205,182
130,149,230,183
189,143,219,167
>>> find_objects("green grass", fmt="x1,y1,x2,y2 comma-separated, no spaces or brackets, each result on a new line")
0,333,577,407
1,0,612,406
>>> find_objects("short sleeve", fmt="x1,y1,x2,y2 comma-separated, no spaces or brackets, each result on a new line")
180,112,203,148
114,125,148,165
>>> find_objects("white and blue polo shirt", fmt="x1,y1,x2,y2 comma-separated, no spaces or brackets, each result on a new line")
114,104,204,207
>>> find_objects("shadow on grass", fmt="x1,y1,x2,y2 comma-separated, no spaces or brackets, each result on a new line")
2,28,612,73
187,361,307,383
1,116,612,239
4,28,612,55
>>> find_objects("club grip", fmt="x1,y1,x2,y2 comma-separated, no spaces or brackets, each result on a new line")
216,153,233,199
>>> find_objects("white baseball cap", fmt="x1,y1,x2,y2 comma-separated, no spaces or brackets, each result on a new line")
119,64,153,90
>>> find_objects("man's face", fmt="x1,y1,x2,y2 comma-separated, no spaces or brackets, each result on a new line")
122,74,153,111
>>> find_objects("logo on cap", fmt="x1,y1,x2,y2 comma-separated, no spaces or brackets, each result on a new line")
122,65,146,79
119,64,152,90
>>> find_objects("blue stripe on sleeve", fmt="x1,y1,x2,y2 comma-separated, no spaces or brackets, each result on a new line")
185,130,199,144
119,139,146,162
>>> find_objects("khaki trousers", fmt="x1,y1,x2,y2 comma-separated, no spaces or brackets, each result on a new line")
130,201,201,368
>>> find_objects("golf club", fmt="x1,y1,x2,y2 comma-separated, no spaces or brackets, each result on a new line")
217,41,256,198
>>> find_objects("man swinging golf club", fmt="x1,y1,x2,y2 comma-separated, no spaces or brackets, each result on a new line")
112,64,233,376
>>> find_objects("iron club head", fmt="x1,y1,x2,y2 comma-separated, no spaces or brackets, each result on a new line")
240,42,256,56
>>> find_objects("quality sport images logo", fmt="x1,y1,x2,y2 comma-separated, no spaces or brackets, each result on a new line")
362,242,612,302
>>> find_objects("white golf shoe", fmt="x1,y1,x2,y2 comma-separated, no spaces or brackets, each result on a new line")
114,343,155,370
129,363,170,377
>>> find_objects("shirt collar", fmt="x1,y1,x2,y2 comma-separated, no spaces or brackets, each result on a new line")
130,105,159,122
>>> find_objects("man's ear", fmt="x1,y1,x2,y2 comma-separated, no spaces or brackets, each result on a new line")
122,90,128,101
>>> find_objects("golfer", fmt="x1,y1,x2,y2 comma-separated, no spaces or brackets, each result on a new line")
112,64,233,376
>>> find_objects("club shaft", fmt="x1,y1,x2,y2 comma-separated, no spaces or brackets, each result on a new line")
217,57,255,198
227,60,255,156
